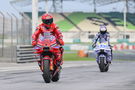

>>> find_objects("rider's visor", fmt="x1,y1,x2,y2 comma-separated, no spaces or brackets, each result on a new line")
42,18,53,25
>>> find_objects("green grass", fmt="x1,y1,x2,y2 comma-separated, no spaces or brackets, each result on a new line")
63,52,95,61
56,20,74,32
63,50,135,61
126,22,135,30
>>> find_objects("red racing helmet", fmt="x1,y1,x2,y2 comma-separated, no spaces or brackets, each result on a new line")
41,13,53,25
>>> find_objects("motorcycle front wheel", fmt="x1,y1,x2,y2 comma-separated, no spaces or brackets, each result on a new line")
99,57,106,72
42,60,51,83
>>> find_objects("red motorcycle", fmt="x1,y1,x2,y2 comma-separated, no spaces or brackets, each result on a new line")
33,32,63,83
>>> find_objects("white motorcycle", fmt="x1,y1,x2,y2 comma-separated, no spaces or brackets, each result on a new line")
94,42,112,72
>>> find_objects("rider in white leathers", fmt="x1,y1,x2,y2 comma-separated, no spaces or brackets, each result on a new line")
92,25,112,63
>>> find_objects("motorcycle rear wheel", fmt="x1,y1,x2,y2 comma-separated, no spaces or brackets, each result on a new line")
51,65,60,82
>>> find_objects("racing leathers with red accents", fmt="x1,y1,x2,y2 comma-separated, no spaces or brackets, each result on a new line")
32,23,64,66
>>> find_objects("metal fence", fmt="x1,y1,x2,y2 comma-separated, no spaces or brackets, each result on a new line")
0,11,32,62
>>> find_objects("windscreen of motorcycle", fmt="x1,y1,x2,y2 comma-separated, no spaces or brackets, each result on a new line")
96,42,109,49
37,32,57,47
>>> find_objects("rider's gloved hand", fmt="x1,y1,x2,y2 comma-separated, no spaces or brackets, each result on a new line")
58,39,64,46
32,40,37,46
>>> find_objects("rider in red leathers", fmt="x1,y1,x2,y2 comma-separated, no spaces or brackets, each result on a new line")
32,13,64,67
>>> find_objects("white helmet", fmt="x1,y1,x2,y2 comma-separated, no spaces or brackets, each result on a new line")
100,25,107,34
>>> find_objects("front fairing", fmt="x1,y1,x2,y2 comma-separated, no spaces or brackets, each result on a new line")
94,42,111,54
33,33,60,53
37,34,57,47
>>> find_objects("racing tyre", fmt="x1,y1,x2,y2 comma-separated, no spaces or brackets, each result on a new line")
99,57,105,72
52,66,60,82
42,60,51,83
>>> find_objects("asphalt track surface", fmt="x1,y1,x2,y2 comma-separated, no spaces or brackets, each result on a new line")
0,61,135,90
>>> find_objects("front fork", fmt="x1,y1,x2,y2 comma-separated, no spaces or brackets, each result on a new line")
97,54,107,64
39,56,54,72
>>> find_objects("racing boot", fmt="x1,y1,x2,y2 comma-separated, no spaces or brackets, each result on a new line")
38,61,43,71
107,55,112,64
55,53,63,67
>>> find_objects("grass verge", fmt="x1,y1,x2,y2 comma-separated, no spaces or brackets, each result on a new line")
63,52,95,61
